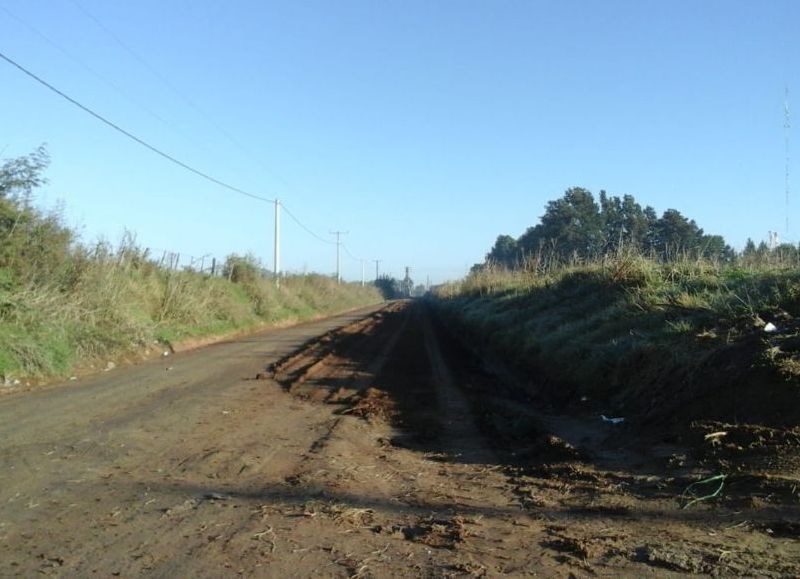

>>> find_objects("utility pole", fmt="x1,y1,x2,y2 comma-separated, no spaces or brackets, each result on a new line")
274,199,281,287
373,259,382,281
330,230,348,283
360,259,365,287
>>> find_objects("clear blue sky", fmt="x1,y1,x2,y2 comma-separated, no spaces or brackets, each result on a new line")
1,0,798,283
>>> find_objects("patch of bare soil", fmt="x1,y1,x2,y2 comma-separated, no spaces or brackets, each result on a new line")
1,300,798,576
272,300,800,576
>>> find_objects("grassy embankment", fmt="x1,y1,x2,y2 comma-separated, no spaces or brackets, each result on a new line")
0,148,382,385
0,243,382,384
433,253,800,433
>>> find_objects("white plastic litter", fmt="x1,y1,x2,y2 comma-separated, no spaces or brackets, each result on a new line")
763,322,778,333
601,414,625,425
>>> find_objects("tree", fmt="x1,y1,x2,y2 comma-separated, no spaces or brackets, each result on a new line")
518,187,603,261
698,234,734,262
742,238,757,257
476,186,731,270
599,192,651,253
222,254,262,284
486,234,519,268
0,145,49,200
0,146,73,285
653,209,704,258
374,275,401,299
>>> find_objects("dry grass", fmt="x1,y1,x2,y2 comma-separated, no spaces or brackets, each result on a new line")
0,240,381,382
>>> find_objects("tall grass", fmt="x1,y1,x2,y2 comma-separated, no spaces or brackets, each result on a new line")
0,149,382,383
0,239,381,382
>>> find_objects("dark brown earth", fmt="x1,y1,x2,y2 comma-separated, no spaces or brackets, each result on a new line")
0,301,798,577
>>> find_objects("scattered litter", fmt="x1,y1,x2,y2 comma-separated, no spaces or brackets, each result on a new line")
601,414,625,425
162,351,170,357
68,376,78,381
2,375,21,387
680,474,727,509
104,361,116,371
252,527,277,552
202,492,232,501
704,431,728,445
764,322,778,333
165,367,173,372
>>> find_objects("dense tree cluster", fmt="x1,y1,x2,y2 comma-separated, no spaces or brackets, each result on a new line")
483,187,733,269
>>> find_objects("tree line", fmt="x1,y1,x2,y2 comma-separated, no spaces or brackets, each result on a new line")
480,187,735,270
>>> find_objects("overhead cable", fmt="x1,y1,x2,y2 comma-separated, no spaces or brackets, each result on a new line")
0,5,182,133
66,0,302,199
342,243,362,262
0,50,274,203
281,203,337,245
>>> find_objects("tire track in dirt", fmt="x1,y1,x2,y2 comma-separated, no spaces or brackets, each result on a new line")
274,300,800,577
2,300,799,576
419,309,495,465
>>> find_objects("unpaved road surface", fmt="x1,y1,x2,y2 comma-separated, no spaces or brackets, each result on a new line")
1,301,798,577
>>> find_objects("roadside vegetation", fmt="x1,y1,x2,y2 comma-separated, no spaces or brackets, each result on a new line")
0,147,381,384
435,187,800,435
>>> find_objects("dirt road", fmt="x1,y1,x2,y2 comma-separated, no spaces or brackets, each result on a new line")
1,301,798,577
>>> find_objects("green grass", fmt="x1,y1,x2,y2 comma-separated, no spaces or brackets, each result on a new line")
0,149,384,384
433,255,800,427
0,262,382,382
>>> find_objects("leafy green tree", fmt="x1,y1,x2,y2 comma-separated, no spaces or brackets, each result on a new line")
478,186,731,269
374,275,401,299
599,191,652,253
519,187,603,260
742,238,757,257
653,209,704,258
486,234,519,267
222,254,262,284
642,205,659,253
540,187,603,258
698,234,734,262
0,145,49,200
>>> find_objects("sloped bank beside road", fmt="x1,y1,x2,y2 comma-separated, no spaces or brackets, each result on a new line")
432,261,800,476
0,268,383,391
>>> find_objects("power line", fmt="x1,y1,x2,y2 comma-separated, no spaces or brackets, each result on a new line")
281,203,336,245
342,243,362,262
65,0,303,201
0,5,182,134
0,50,274,204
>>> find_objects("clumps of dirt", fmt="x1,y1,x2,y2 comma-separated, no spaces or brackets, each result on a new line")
474,396,586,466
540,525,634,572
377,516,471,550
342,387,395,422
323,503,376,527
270,309,390,393
689,421,800,475
446,561,488,577
632,544,716,574
761,318,800,379
751,520,800,539
542,533,599,561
